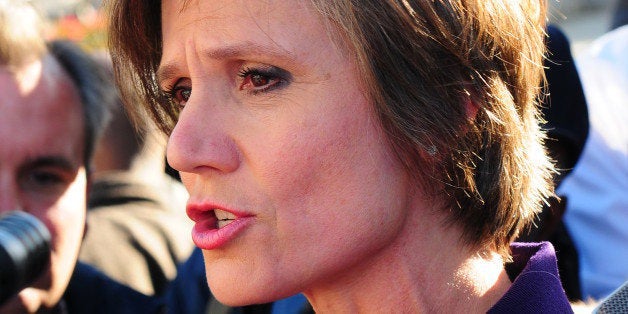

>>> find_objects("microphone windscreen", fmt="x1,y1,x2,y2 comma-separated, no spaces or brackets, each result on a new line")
0,211,51,305
595,281,628,314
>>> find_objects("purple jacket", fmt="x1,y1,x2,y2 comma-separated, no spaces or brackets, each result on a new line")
488,242,573,313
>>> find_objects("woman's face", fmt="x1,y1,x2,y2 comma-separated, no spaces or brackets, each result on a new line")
162,0,412,305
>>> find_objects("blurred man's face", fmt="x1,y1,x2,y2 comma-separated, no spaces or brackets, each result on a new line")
0,54,87,313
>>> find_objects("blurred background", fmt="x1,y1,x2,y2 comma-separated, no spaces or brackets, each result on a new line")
548,0,621,55
29,0,622,58
31,0,106,51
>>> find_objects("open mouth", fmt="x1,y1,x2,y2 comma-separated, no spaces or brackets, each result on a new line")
187,205,254,250
214,209,236,228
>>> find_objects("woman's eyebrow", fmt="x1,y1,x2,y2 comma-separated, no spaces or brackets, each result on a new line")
157,63,179,87
157,41,298,85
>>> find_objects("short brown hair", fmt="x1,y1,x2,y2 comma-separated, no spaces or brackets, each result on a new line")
0,0,47,69
107,0,552,258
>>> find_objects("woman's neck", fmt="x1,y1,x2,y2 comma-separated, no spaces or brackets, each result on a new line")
303,206,512,313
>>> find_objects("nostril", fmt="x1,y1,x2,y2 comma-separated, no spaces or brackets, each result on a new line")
166,121,241,174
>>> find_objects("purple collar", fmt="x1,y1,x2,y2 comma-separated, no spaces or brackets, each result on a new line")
488,242,573,313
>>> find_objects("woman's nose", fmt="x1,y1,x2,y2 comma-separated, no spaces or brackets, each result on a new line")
166,101,240,175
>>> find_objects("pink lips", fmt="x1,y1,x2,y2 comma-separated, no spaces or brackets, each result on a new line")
186,203,254,250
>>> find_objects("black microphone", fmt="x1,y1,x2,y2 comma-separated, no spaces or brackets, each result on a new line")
0,211,51,305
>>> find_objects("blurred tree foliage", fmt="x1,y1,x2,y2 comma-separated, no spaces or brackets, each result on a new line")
46,3,107,52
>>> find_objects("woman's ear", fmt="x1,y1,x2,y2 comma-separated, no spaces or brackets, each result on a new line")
464,96,478,122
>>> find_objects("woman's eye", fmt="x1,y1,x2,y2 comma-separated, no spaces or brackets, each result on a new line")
238,66,290,93
172,86,191,105
249,74,272,87
164,79,192,108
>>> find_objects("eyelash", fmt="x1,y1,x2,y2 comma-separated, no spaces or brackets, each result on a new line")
161,65,291,109
162,83,190,109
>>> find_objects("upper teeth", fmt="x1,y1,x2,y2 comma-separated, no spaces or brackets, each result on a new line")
215,209,236,221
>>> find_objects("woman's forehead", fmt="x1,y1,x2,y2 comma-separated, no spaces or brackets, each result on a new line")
158,0,344,80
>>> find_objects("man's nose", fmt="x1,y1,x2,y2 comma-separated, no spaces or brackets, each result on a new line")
0,182,22,214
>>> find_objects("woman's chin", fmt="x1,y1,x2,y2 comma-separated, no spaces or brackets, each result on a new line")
207,275,295,307
209,284,275,307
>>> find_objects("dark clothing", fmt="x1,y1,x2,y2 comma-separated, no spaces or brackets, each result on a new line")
612,0,628,30
163,248,211,313
66,250,275,314
542,24,589,173
79,172,194,296
489,242,573,313
517,24,586,301
65,262,164,314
